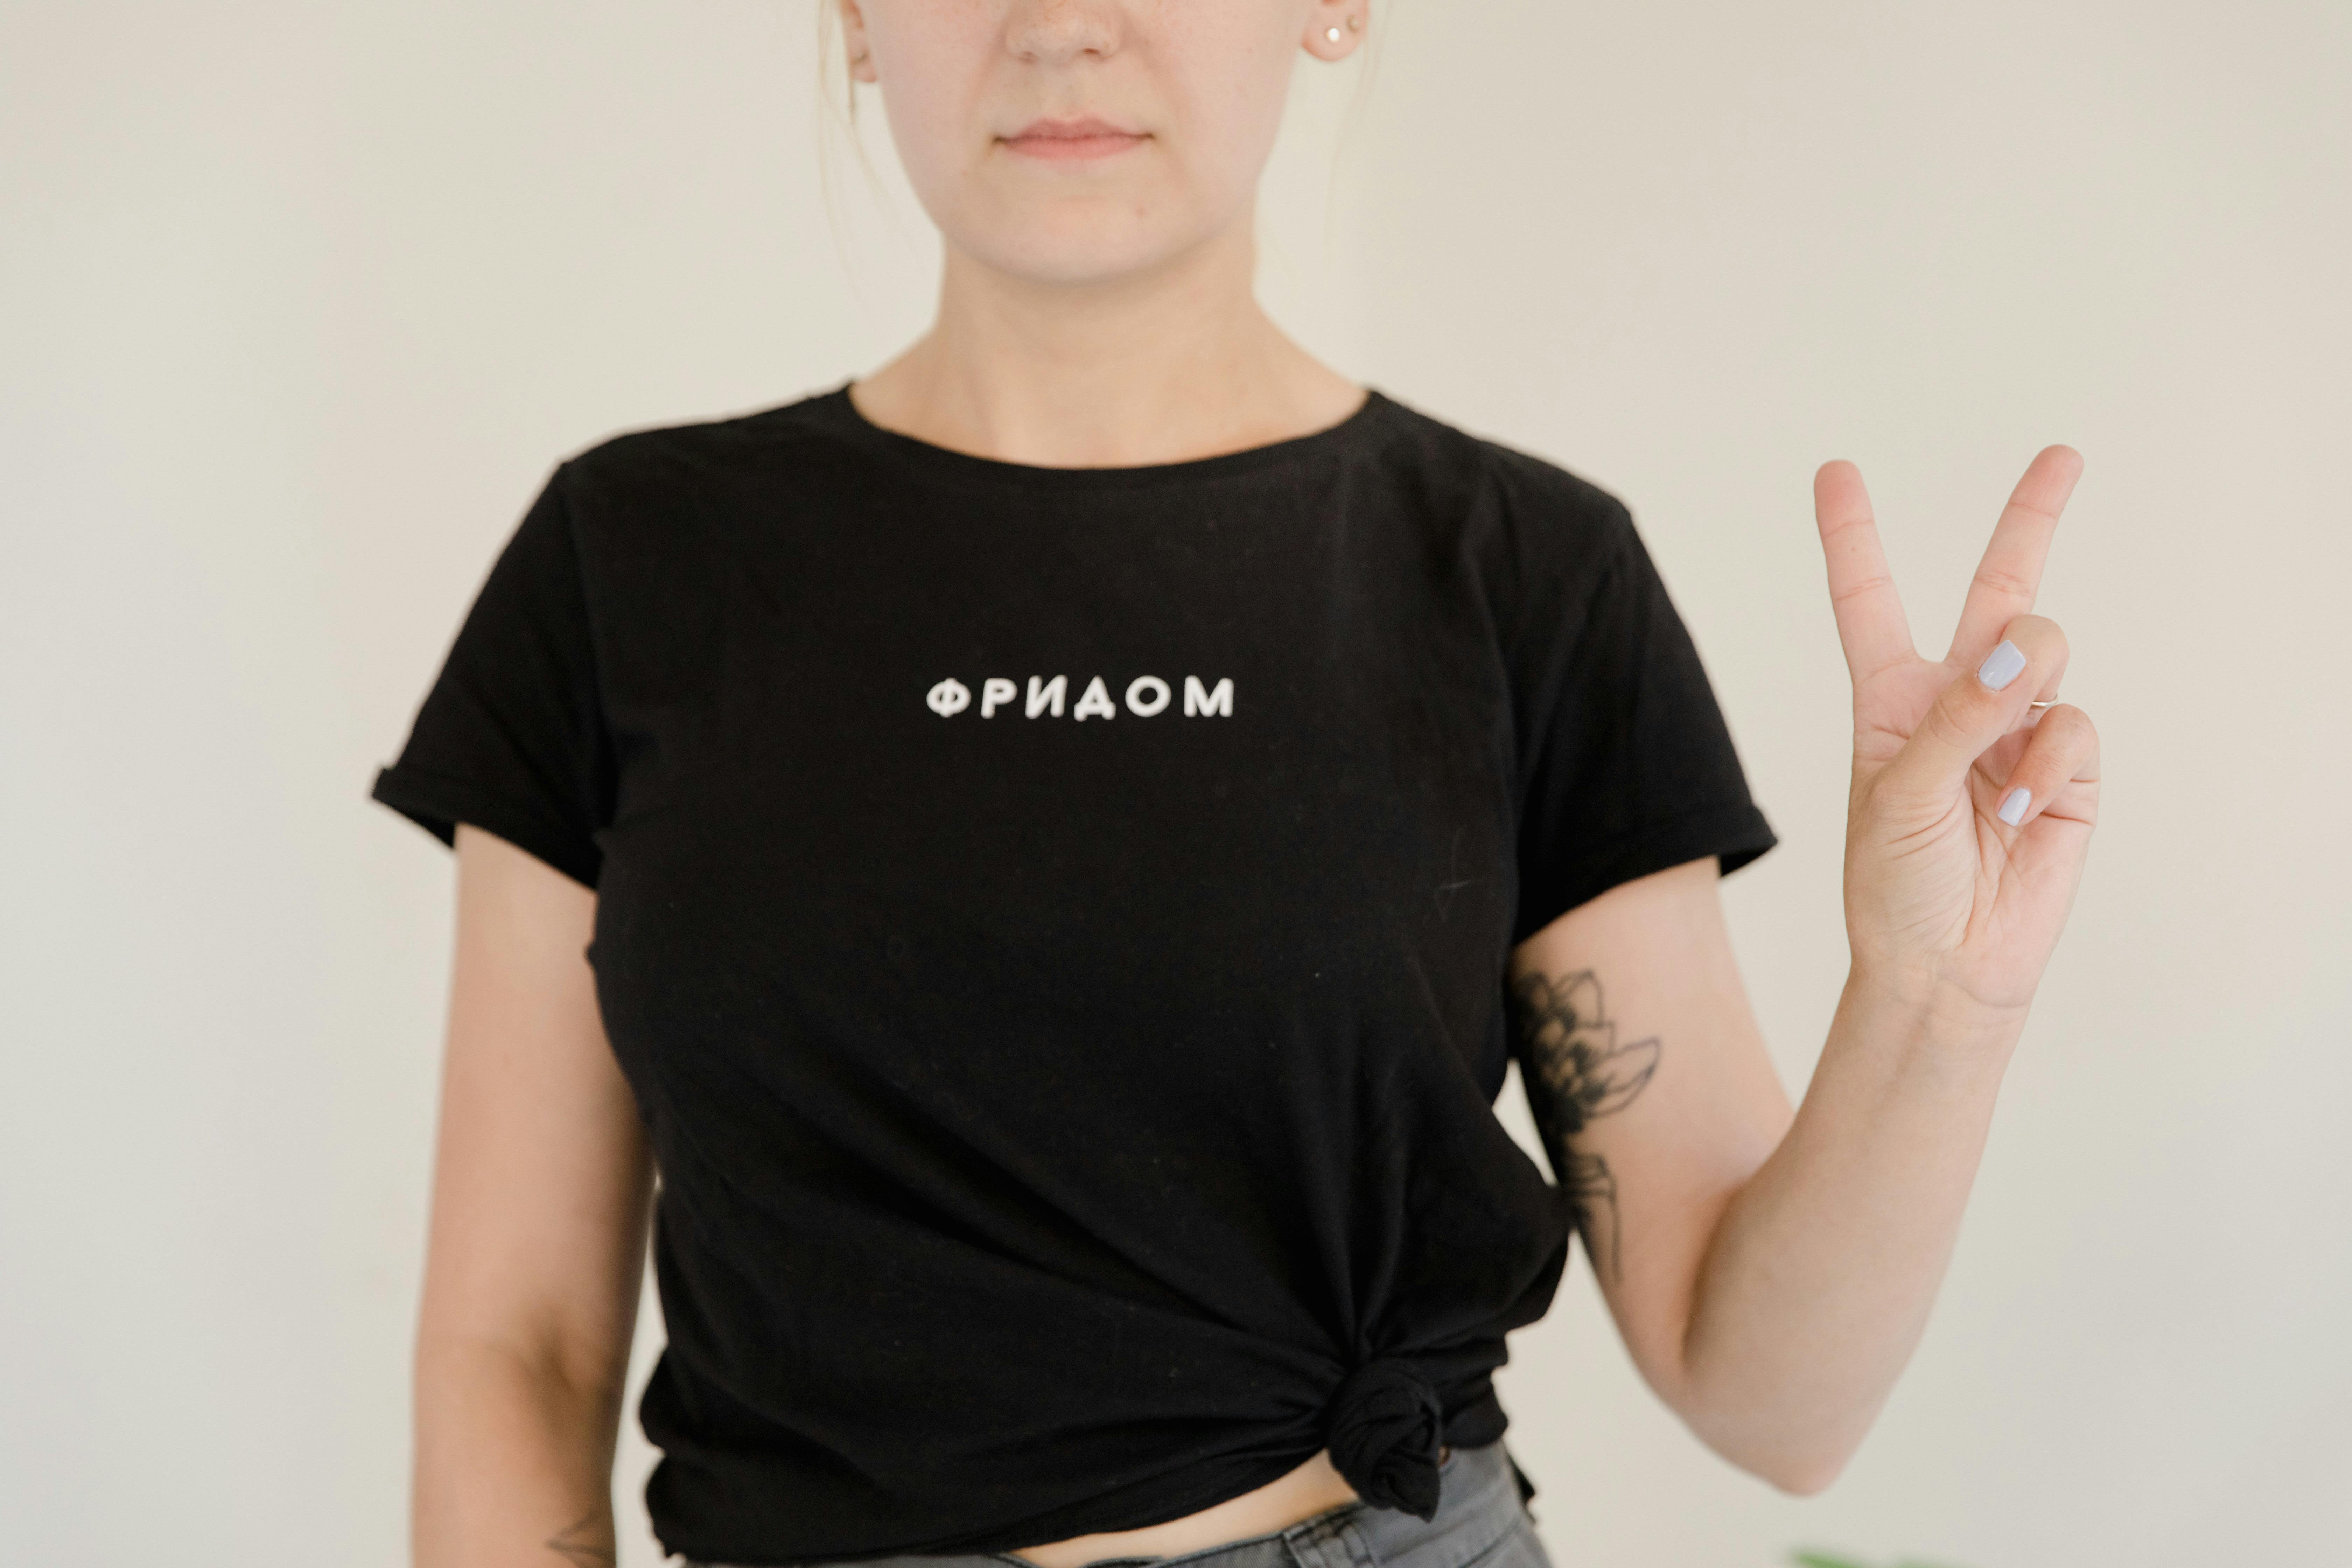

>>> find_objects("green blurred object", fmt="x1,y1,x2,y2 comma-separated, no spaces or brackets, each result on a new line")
1789,1551,1976,1568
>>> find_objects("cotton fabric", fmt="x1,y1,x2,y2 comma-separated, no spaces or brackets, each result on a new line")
368,383,1776,1564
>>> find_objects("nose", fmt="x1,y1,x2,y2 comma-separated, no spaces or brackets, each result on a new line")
1003,0,1123,66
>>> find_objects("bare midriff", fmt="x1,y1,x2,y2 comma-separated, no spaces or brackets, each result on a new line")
1001,1445,1446,1568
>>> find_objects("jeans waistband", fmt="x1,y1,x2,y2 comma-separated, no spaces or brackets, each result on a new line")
690,1441,1536,1568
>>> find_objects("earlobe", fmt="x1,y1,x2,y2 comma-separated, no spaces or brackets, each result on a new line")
838,0,878,84
1304,6,1366,60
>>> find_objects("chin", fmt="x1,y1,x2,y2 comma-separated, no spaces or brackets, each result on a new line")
953,212,1206,288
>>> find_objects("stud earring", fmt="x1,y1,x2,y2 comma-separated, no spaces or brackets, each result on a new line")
1347,13,1363,28
1325,25,1342,43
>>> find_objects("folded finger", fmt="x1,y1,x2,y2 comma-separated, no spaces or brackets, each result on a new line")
1885,613,2070,801
1988,702,2100,830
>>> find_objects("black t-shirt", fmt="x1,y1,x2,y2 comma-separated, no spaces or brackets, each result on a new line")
369,383,1777,1564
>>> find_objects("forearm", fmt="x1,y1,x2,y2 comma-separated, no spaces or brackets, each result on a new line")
1674,971,2019,1492
413,1332,626,1568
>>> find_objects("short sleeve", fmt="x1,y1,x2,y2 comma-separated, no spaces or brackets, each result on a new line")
368,462,615,889
1503,489,1777,945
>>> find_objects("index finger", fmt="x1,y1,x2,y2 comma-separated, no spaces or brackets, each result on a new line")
1945,444,2083,664
1813,459,1916,685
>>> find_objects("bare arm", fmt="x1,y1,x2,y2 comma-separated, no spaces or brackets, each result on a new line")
413,824,656,1567
1509,856,2007,1494
1510,447,2100,1494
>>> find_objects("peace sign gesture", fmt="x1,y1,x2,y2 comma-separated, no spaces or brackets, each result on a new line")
1814,446,2099,1028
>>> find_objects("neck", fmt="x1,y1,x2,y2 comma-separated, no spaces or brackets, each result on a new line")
849,217,1364,468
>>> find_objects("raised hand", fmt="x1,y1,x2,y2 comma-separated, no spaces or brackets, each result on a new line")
1812,447,2100,1028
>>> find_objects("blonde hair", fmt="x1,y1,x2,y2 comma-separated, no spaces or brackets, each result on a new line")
813,0,891,287
815,0,863,133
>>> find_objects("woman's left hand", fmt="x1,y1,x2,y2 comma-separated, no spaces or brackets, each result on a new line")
1812,446,2101,1032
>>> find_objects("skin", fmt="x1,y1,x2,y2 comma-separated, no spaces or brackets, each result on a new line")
836,0,1373,467
415,826,649,1568
408,2,2101,1563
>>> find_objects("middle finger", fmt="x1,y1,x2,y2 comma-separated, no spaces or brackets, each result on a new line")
1946,445,2082,664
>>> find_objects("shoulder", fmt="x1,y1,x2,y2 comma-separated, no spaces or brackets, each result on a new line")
1370,389,1632,535
494,388,859,615
549,385,859,512
1364,390,1643,612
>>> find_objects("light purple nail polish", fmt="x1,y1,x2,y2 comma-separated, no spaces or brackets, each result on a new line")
1998,786,2031,826
1978,640,2028,691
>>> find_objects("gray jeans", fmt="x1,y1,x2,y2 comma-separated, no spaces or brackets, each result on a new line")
691,1441,1552,1568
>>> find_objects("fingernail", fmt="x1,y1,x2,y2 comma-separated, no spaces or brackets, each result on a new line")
1998,786,2032,826
1978,639,2027,691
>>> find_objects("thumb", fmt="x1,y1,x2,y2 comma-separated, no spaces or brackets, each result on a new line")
1883,614,2070,800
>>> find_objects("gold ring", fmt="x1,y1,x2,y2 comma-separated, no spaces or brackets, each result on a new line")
2028,698,2058,709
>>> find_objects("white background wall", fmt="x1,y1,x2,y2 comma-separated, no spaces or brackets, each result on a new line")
3,3,2345,1564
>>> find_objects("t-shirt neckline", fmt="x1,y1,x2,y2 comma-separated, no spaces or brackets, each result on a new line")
812,379,1394,491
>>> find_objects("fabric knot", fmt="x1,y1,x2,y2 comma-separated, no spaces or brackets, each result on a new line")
1324,1357,1444,1520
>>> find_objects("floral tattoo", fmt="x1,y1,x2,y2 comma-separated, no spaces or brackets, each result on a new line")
1507,970,1660,1284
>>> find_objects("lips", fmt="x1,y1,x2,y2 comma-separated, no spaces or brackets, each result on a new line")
1000,115,1147,161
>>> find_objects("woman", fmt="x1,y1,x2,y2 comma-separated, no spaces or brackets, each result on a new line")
368,4,2100,1567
